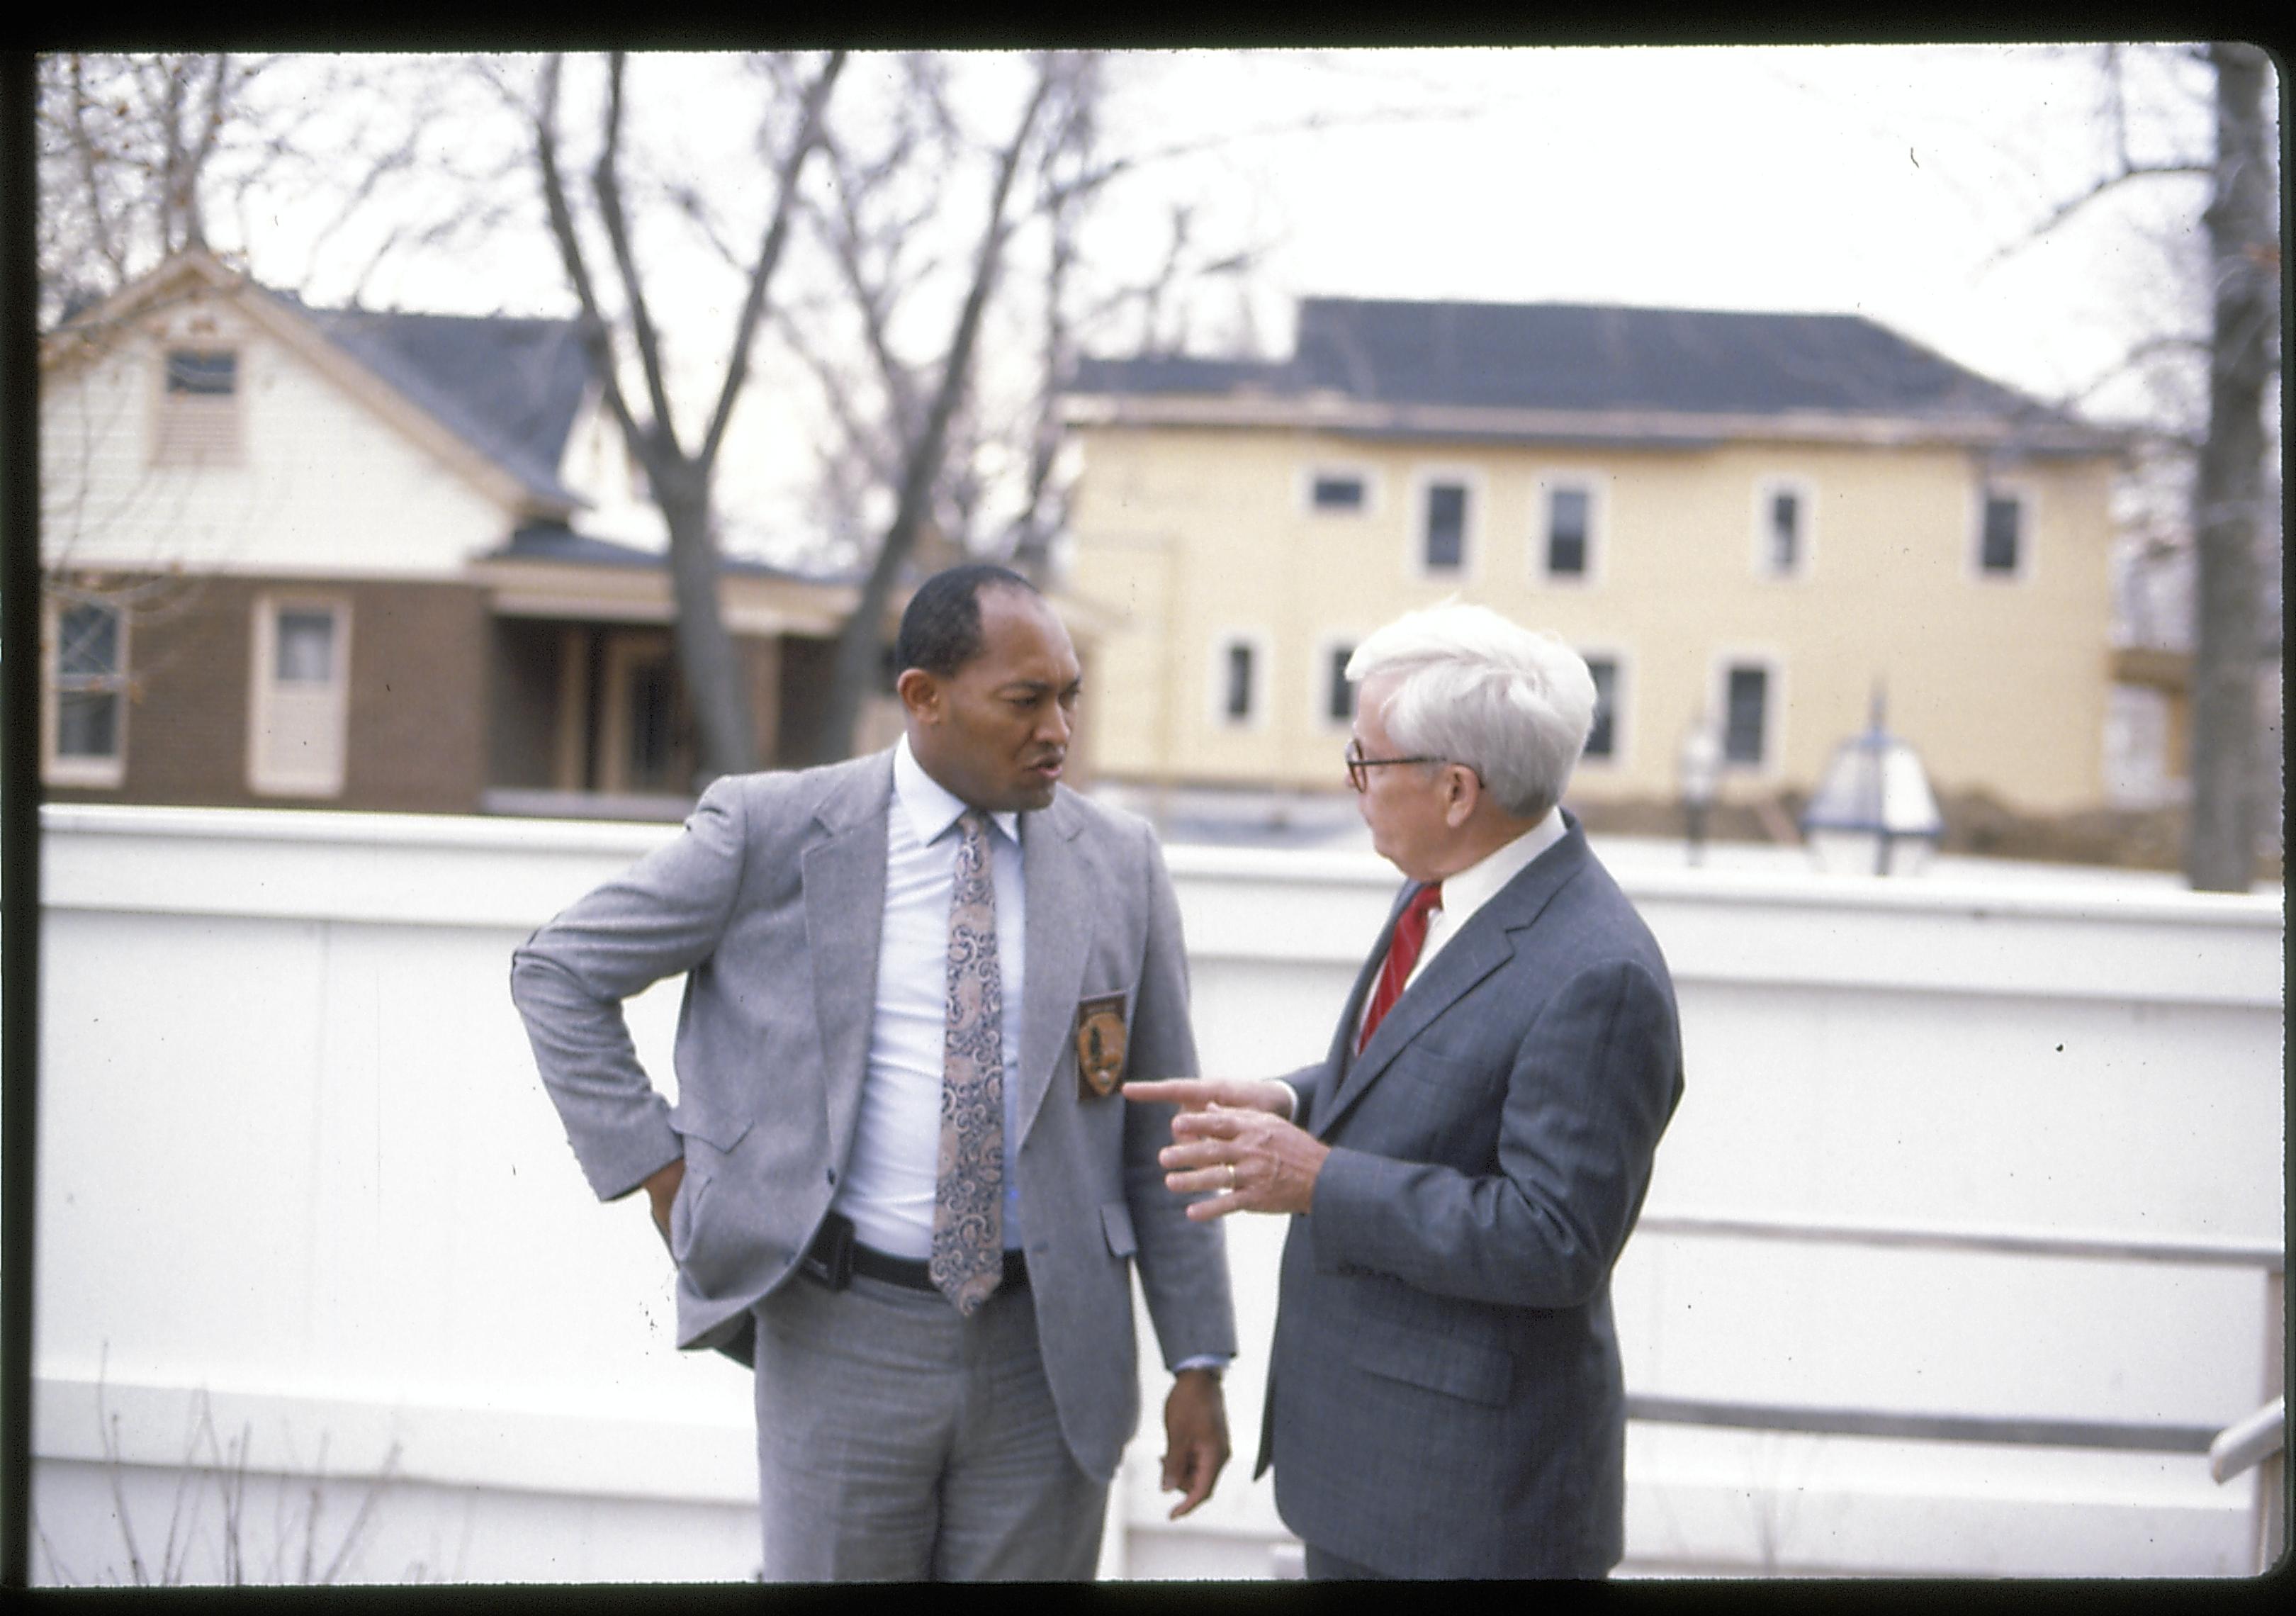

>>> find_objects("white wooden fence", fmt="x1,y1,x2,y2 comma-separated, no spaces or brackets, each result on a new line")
26,804,2284,1582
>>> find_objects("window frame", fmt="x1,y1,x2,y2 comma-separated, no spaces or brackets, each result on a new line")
1970,481,2037,583
1752,474,1817,580
1300,463,1379,518
1711,649,1786,776
1409,467,1482,582
1312,634,1363,734
1208,629,1271,732
1575,646,1631,770
150,343,244,468
1533,471,1606,587
247,593,353,798
43,592,130,789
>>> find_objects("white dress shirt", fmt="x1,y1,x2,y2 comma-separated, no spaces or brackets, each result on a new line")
1401,805,1568,992
833,736,1028,1259
1299,807,1570,1116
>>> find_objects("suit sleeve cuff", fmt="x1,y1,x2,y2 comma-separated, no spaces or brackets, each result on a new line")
1306,1145,1410,1274
595,1118,685,1203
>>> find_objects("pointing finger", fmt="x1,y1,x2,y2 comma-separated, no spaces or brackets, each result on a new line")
1168,1109,1246,1140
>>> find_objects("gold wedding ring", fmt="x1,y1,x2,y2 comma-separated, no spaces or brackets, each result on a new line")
1227,1163,1238,1191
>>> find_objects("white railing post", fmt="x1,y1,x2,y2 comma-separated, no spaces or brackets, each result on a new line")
2258,1270,2285,1573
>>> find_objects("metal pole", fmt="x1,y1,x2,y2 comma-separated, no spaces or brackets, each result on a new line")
2258,1268,2286,1572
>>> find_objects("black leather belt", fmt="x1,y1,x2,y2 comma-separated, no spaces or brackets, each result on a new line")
802,1211,1028,1294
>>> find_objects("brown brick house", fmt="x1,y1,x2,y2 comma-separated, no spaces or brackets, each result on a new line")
35,250,978,819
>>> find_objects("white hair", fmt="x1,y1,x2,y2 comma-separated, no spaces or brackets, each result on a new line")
1344,600,1597,819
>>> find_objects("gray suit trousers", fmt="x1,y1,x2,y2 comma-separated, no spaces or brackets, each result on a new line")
752,1270,1107,1581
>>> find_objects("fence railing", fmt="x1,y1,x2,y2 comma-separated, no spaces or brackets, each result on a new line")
1623,1211,2288,1573
1631,1212,2285,1273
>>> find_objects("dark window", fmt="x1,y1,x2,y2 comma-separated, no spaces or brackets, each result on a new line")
1723,665,1769,765
1547,486,1589,576
1223,641,1255,722
1980,494,2022,574
155,348,242,464
274,610,337,684
626,658,680,790
1326,645,1357,723
1584,657,1617,759
55,602,123,760
1768,489,1801,573
1423,483,1467,571
165,350,237,395
1312,474,1366,512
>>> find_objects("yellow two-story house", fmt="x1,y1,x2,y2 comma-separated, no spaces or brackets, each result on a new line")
1059,297,2129,819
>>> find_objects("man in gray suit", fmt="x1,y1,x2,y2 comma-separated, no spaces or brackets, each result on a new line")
1130,602,1682,1579
511,563,1236,1581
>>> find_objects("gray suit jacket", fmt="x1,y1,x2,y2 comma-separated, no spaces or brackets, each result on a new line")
1255,815,1682,1577
510,750,1236,1481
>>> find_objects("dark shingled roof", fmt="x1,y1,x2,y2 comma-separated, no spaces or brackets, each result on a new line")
1069,353,1294,396
1071,297,2083,430
489,522,823,581
300,305,592,506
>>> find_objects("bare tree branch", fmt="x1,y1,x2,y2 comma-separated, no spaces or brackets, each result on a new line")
534,54,643,456
815,51,1064,761
62,55,128,286
591,52,686,462
1989,158,2215,266
697,50,846,473
528,50,849,780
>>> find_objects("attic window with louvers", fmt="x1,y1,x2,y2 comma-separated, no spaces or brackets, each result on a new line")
154,349,241,465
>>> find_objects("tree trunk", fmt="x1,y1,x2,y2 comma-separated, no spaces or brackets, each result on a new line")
809,64,1057,765
2183,42,2275,892
655,462,760,785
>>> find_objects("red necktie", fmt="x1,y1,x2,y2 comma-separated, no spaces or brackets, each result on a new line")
1357,882,1443,1053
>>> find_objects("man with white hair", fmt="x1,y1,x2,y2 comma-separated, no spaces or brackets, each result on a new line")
1130,601,1684,1579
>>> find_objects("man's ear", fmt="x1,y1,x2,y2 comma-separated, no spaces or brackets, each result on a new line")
1442,763,1480,828
896,667,940,724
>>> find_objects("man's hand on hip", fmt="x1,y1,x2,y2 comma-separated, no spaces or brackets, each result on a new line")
642,1157,685,1246
1159,1368,1230,1519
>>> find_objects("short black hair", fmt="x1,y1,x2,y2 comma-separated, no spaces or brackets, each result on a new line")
895,563,1041,678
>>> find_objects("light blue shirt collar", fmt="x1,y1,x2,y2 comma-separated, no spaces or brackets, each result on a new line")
893,735,1022,848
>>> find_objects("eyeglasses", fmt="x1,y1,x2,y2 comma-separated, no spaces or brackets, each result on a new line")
1344,740,1442,793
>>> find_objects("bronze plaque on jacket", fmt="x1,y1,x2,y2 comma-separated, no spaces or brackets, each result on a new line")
1074,993,1128,1097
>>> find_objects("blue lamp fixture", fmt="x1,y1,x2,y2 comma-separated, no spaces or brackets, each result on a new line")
1800,686,1944,876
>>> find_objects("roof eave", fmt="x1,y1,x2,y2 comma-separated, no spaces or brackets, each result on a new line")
1060,393,2125,455
44,250,573,519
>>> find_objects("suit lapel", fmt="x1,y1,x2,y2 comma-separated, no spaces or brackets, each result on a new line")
1315,921,1510,1138
1314,826,1593,1140
801,751,894,1165
1017,790,1089,1145
1307,887,1409,1130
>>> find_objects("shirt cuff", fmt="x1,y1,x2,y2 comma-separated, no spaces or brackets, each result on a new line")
1273,1081,1299,1121
1174,1355,1231,1376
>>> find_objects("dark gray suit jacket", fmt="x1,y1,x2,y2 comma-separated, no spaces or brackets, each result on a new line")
510,751,1236,1481
1255,815,1682,1577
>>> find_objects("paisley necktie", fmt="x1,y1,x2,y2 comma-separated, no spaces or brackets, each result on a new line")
930,810,1005,1314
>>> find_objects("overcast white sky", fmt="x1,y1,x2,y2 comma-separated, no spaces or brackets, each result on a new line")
250,44,2245,544
1080,45,2222,400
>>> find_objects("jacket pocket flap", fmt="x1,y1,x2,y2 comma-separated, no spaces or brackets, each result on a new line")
1348,1314,1512,1406
670,1103,753,1153
1100,1201,1138,1257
